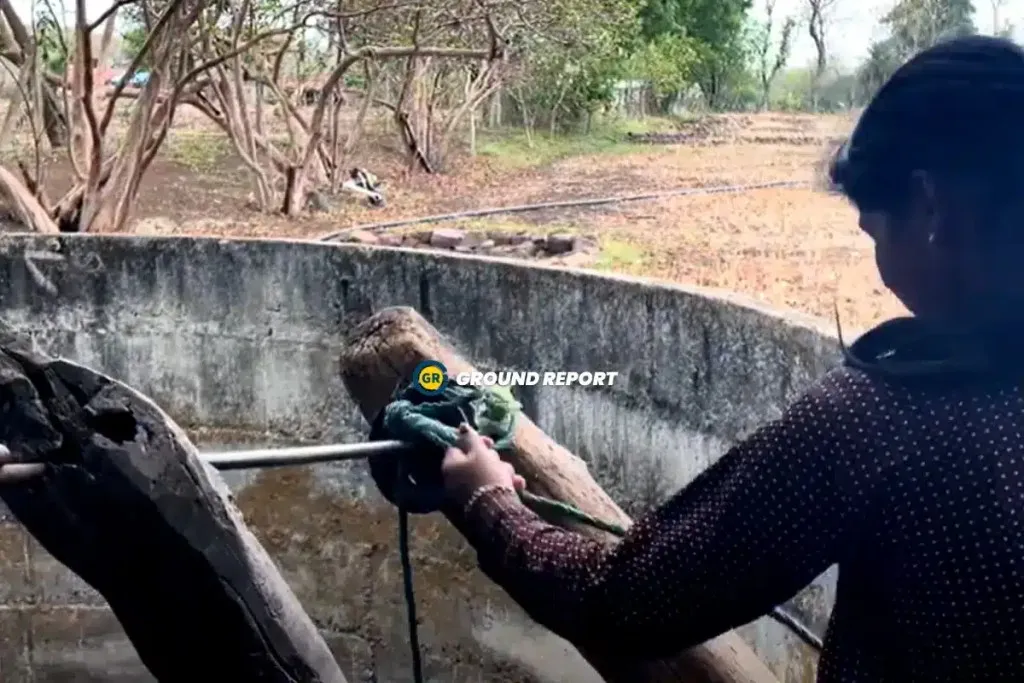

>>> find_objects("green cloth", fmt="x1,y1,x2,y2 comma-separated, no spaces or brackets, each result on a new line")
382,383,628,536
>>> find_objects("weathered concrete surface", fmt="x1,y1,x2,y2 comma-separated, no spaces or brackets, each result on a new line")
0,234,843,683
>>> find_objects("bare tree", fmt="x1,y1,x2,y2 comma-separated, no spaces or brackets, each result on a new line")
369,56,503,174
989,0,1012,37
756,0,796,111
806,0,838,110
0,0,292,233
0,0,614,228
355,0,505,173
0,0,68,147
187,0,503,214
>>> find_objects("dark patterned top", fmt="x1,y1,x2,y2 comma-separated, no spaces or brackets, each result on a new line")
451,359,1024,682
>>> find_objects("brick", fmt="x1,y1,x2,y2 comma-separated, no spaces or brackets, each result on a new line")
0,608,31,682
29,607,151,682
0,525,30,603
429,229,465,249
26,537,104,606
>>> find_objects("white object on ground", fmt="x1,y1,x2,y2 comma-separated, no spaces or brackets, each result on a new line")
341,180,384,204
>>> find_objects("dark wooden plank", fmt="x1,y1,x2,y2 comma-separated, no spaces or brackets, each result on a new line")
0,331,347,683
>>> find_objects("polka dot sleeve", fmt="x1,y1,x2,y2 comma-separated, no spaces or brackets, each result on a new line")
452,381,852,660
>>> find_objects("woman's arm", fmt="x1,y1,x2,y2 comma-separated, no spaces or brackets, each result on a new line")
449,383,853,659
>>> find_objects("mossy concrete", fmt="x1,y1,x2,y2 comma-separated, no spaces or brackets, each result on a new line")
0,235,842,683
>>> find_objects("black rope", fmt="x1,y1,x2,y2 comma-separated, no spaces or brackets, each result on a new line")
395,524,822,680
395,460,426,683
382,391,823,681
395,509,821,683
398,506,424,683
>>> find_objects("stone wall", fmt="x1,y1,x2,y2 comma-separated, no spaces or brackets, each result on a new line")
0,234,842,683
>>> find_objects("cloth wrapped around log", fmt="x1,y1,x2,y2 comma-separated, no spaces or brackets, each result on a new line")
339,306,782,683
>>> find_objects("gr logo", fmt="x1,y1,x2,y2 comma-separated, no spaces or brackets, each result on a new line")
412,360,448,396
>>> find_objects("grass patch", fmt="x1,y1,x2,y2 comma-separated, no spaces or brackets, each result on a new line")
477,116,680,170
593,239,645,272
164,132,231,172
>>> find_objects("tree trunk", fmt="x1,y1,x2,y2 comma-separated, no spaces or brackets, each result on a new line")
0,1,67,146
41,88,67,147
488,89,501,127
0,332,348,683
281,165,307,215
338,306,783,683
0,166,58,231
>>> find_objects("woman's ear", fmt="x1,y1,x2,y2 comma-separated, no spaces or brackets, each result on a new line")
909,170,940,234
909,169,963,250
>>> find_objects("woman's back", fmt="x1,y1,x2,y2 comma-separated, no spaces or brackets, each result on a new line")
819,363,1024,681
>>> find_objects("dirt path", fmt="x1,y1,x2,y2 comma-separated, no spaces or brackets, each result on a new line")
20,111,903,330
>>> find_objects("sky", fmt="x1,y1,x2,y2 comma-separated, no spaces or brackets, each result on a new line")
7,0,1021,70
755,0,1016,70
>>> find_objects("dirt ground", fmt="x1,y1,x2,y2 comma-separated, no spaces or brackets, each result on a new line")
16,109,907,333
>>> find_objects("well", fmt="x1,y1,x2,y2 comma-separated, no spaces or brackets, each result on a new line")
0,234,840,683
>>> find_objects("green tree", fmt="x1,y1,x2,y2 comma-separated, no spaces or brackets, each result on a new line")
121,24,147,66
857,37,904,101
858,0,976,100
35,14,69,74
637,0,753,108
884,0,975,55
503,0,641,131
624,32,701,106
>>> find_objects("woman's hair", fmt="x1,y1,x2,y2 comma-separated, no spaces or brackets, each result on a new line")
830,36,1024,224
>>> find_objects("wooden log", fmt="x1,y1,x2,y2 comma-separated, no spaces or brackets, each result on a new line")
338,306,782,683
0,331,347,683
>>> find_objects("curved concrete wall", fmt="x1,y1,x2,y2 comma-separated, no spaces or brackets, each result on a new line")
0,234,842,683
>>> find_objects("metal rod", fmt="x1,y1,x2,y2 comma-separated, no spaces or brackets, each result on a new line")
201,441,410,471
143,441,830,652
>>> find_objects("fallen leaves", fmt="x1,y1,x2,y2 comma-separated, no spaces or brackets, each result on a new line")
108,111,905,331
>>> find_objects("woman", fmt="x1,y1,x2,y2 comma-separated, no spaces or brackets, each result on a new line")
440,36,1024,682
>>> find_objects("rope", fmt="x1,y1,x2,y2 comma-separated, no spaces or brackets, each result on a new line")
317,179,811,241
375,384,823,683
395,461,424,683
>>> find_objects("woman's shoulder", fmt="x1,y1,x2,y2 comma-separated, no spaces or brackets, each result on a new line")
795,360,958,428
791,365,892,420
778,365,931,464
797,314,1012,418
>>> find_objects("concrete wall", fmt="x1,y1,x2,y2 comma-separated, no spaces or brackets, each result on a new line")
0,234,843,683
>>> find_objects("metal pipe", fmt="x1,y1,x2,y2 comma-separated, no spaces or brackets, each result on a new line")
6,440,827,649
317,179,811,241
201,441,409,471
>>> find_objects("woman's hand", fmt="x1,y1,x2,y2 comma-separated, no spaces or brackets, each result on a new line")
441,424,525,506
